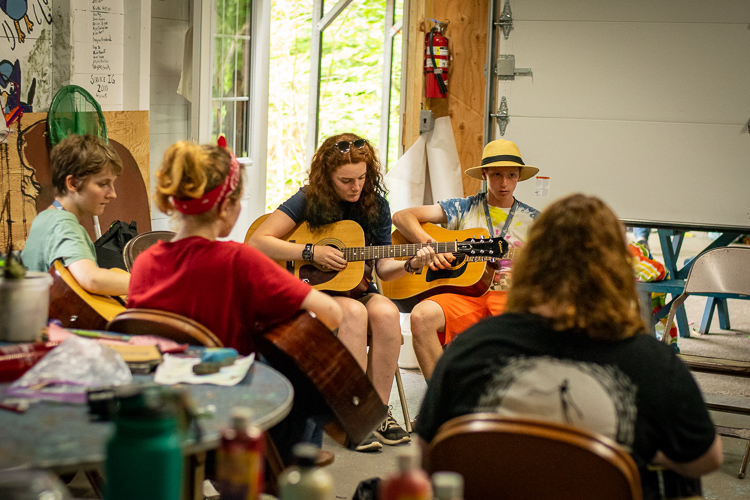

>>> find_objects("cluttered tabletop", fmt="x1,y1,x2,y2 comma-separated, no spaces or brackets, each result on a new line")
0,324,293,473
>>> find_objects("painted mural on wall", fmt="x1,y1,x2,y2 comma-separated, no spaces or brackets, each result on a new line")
1,0,53,118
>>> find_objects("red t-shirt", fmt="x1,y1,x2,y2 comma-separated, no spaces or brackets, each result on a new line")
128,236,312,355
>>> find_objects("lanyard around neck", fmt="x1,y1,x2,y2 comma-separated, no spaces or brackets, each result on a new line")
52,200,66,211
483,195,518,240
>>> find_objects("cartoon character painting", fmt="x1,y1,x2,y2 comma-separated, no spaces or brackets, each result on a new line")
1,58,35,126
0,0,33,43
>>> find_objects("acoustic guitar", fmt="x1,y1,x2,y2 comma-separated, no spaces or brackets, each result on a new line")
381,223,519,310
257,311,387,447
48,260,128,331
244,215,505,295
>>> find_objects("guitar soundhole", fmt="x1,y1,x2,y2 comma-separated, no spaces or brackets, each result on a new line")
425,255,468,283
299,264,338,286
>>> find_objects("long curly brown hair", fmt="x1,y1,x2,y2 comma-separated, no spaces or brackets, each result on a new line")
305,133,387,243
506,194,644,340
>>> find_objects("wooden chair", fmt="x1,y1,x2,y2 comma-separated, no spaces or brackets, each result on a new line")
106,308,223,347
426,413,643,500
122,231,175,272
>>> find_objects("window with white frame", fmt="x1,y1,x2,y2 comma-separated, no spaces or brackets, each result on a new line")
211,0,252,157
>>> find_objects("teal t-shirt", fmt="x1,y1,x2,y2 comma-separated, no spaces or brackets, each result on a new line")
21,209,97,272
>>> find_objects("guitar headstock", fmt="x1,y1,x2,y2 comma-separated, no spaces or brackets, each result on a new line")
456,235,508,258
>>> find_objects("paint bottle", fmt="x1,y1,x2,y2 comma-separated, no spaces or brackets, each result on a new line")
379,449,432,500
432,471,464,500
105,386,183,500
278,443,334,500
216,407,265,500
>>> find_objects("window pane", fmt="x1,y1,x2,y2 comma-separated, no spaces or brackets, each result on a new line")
212,37,230,98
318,1,385,151
233,100,250,157
211,0,252,155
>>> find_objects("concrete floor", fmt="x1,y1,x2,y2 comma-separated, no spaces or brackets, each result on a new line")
322,231,750,499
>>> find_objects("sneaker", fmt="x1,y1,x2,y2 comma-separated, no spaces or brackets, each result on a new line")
353,433,383,452
374,407,411,445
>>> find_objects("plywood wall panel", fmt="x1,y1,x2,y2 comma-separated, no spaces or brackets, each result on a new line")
404,0,487,197
0,111,150,254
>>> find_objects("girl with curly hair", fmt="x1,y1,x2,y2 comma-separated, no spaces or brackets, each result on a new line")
249,133,434,450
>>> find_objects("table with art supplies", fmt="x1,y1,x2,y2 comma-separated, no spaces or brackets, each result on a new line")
0,329,293,500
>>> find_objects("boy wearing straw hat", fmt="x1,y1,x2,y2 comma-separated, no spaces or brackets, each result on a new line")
392,139,539,381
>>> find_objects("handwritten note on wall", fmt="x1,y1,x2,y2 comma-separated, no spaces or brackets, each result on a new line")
70,0,124,109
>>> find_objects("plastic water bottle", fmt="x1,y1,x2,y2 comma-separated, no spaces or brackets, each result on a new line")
379,449,432,500
432,471,464,500
105,386,183,500
278,443,334,500
216,407,265,500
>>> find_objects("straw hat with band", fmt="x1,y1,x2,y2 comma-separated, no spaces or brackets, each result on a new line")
464,139,539,182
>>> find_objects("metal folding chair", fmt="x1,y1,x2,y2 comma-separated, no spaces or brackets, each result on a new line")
663,246,750,341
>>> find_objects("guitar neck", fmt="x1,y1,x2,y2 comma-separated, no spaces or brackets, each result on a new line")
342,242,461,262
341,242,516,262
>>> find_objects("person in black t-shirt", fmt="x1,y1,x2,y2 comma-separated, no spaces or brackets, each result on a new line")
415,194,722,500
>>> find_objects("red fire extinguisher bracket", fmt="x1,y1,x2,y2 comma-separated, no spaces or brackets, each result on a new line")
425,26,449,98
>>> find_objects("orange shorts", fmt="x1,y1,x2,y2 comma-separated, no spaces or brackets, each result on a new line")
426,290,509,345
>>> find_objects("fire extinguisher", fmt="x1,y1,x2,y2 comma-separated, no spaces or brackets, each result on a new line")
424,22,449,98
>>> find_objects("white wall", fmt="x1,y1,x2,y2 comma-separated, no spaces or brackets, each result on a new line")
149,0,192,231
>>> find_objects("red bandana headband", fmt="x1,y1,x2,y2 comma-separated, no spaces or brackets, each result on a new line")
175,136,241,215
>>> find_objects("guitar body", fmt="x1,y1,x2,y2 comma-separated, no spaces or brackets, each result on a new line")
256,311,387,447
48,260,127,330
245,214,366,293
381,223,496,311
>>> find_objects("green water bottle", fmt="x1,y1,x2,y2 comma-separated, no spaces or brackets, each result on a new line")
105,386,183,500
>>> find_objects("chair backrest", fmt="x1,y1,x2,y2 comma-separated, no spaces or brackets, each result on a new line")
683,246,750,297
426,413,643,500
106,308,224,347
122,231,176,272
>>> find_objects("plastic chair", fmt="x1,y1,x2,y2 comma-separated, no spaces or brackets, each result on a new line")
425,413,643,500
663,246,750,342
106,308,223,347
122,231,176,272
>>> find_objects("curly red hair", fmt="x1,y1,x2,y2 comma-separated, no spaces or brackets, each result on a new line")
305,133,387,242
506,194,644,340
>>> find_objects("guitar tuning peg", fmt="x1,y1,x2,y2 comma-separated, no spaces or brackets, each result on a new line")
480,235,484,240
470,250,476,254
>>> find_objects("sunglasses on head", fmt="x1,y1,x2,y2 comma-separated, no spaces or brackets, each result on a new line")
334,139,367,153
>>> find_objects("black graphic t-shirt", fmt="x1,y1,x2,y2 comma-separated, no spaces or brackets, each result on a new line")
415,313,716,500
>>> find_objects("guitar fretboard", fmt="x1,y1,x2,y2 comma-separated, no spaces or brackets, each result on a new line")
343,242,460,261
342,241,507,262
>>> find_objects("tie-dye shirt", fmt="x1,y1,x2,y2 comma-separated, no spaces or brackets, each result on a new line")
438,192,539,288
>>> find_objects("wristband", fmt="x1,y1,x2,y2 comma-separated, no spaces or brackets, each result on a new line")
302,243,314,262
404,257,418,273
